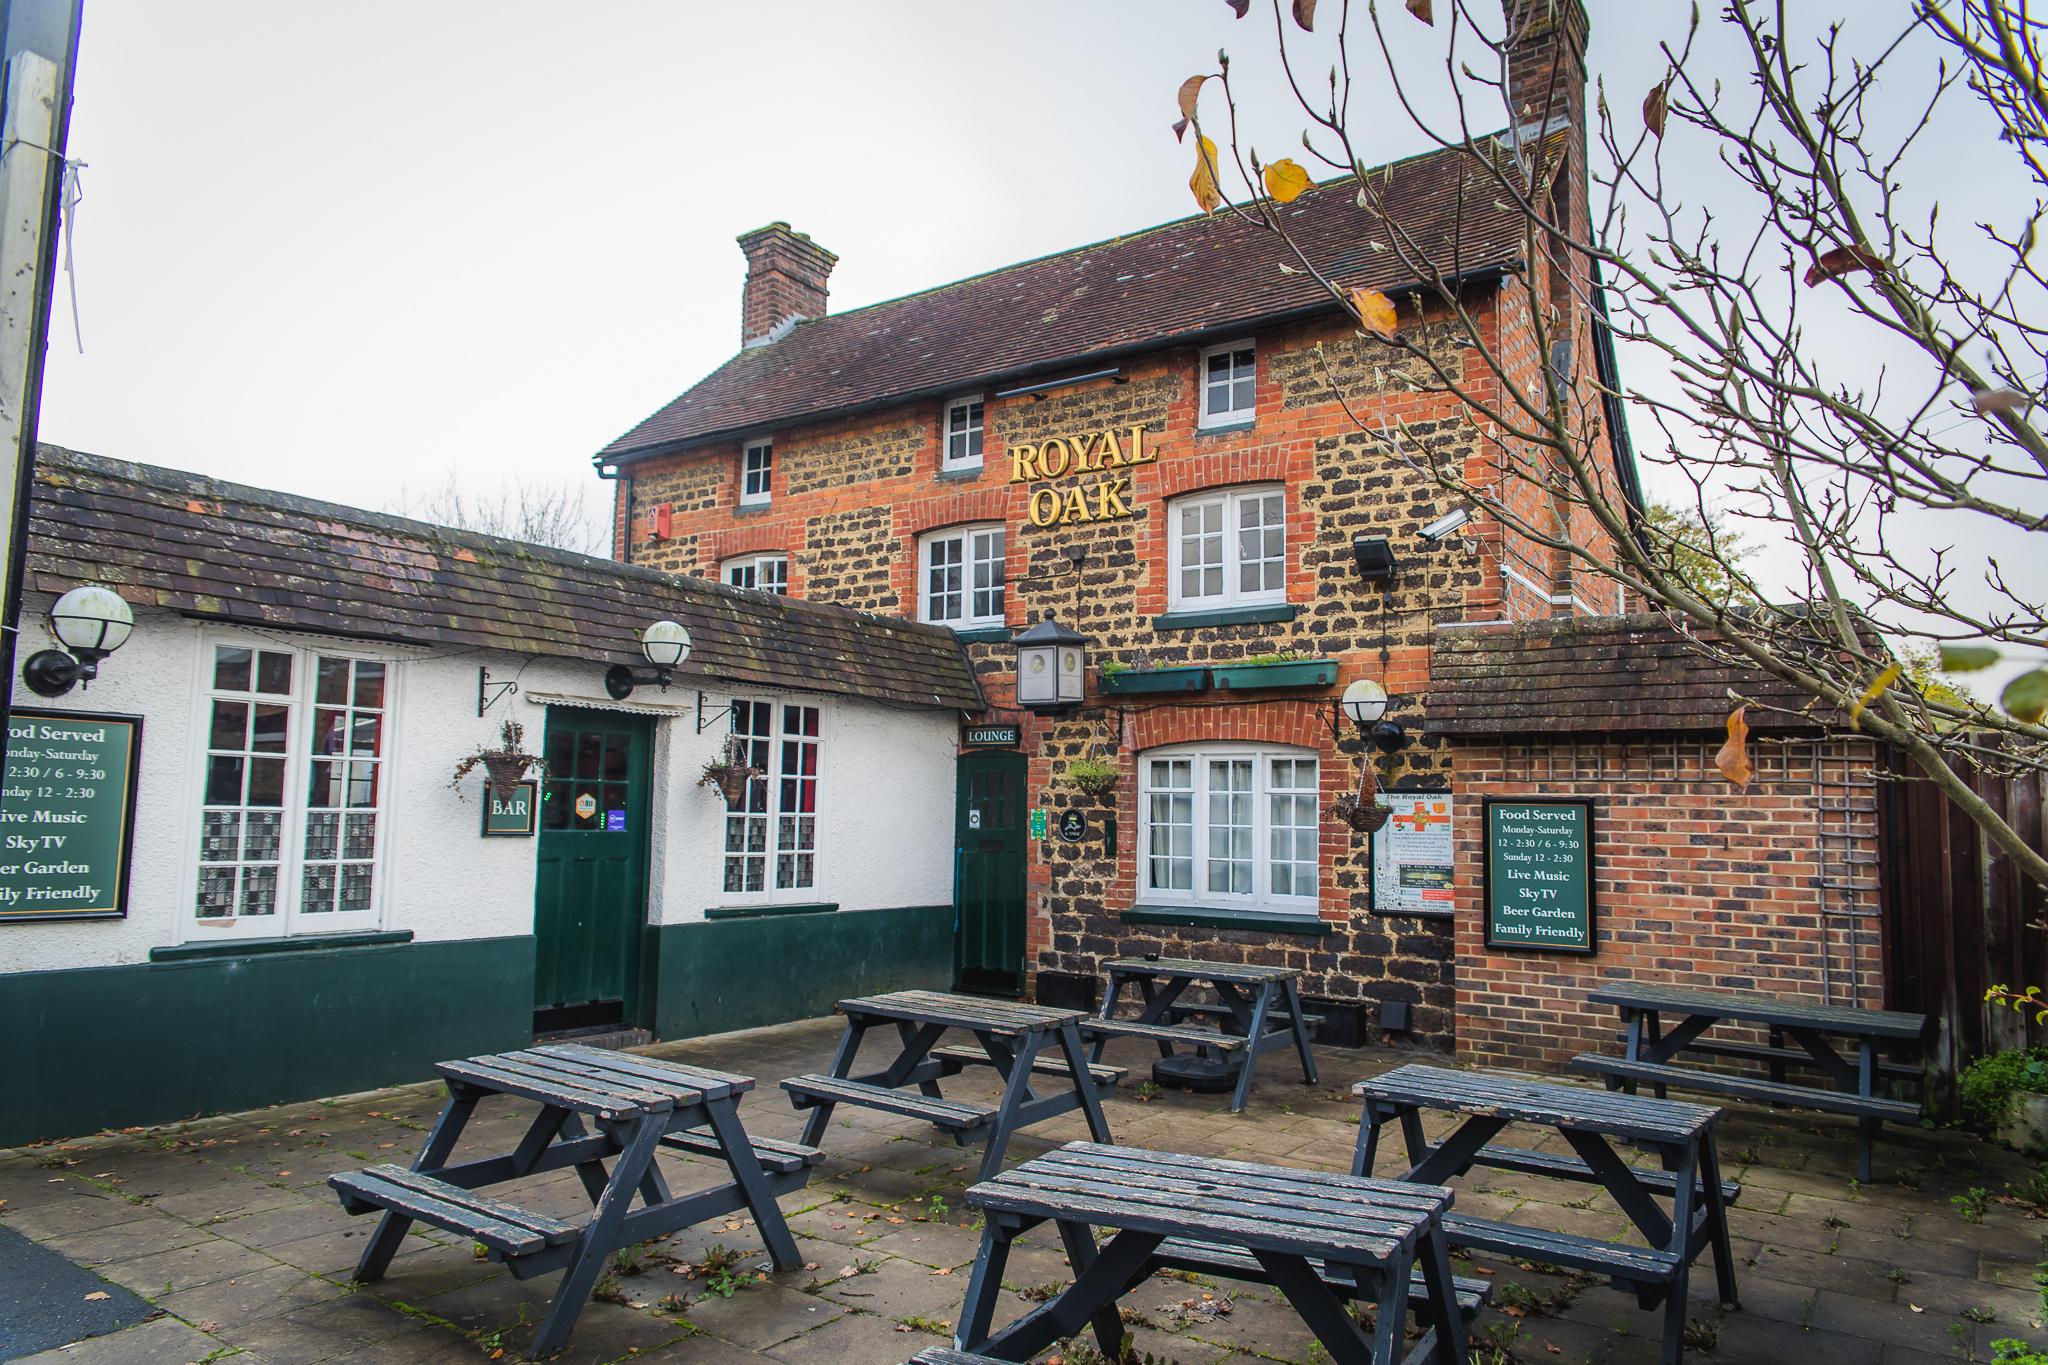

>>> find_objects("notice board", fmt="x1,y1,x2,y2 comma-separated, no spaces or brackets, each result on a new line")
1482,797,1595,953
1371,791,1455,917
0,708,142,922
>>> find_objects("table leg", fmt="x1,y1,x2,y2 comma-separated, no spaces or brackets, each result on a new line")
702,1097,804,1270
978,1226,1162,1361
899,1020,946,1100
1644,1012,1668,1098
1058,1219,1132,1360
530,1114,667,1359
1559,1130,1673,1249
1255,1249,1393,1365
1228,983,1276,1113
1404,1113,1508,1187
953,1219,1015,1351
1856,1038,1879,1184
1656,1140,1700,1365
1054,1022,1114,1143
354,1085,478,1282
979,1030,1051,1180
1415,1223,1470,1365
1351,1099,1383,1177
799,1019,868,1147
1282,976,1319,1085
1089,973,1127,1064
557,1113,612,1206
1697,1130,1740,1307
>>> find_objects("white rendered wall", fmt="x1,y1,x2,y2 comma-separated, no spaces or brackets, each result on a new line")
3,600,960,974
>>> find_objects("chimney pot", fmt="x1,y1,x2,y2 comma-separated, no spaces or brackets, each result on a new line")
737,222,838,348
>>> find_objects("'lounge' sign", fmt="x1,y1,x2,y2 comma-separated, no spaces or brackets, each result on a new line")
1008,424,1155,528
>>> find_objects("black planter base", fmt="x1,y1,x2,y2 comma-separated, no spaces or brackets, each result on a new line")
1152,1054,1241,1093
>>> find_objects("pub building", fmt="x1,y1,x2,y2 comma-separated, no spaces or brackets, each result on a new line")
596,0,1893,1072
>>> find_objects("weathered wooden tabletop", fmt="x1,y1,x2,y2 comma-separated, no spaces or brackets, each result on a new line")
435,1043,752,1120
837,989,1085,1036
1355,1062,1720,1144
1587,982,1929,1039
1101,955,1300,985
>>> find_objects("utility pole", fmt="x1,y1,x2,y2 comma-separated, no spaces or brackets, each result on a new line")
0,0,83,747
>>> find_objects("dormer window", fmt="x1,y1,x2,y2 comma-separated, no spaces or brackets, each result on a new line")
740,439,773,507
1198,341,1256,429
943,396,985,472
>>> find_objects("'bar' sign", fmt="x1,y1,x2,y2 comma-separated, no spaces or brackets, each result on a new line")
1482,797,1595,953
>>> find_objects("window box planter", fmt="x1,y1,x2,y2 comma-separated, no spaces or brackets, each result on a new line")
1210,659,1339,692
1101,665,1210,696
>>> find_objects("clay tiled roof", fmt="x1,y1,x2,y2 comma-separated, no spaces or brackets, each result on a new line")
1425,614,1825,736
24,447,982,712
599,143,1525,462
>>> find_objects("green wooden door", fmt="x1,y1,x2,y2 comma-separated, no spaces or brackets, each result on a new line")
533,710,651,1028
955,751,1027,994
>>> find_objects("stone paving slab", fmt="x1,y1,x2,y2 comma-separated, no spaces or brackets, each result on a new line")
3,1014,2044,1365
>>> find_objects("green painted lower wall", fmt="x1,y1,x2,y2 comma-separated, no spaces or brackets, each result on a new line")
652,904,952,1039
1,935,533,1148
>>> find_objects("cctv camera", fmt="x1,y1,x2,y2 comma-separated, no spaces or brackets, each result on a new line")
1419,507,1472,542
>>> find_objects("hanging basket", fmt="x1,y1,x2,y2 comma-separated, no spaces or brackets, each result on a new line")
699,737,761,811
479,752,536,802
449,718,544,802
1331,756,1391,834
1065,758,1121,806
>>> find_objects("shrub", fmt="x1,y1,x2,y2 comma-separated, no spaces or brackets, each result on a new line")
1991,1340,2048,1365
1961,1048,2048,1129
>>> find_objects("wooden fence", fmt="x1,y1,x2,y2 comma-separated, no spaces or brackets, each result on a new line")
1880,749,2047,1113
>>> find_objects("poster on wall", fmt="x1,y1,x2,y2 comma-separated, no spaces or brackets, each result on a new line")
0,709,143,922
1371,791,1455,917
1483,797,1596,953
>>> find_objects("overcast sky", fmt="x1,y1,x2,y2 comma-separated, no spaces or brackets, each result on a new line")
39,0,1677,520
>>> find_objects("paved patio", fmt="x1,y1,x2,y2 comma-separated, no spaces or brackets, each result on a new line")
2,1017,2042,1365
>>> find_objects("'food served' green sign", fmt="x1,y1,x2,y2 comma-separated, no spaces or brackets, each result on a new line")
1483,798,1595,953
0,709,143,922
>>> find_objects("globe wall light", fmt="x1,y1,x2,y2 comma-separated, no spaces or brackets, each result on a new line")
604,619,692,700
23,585,134,698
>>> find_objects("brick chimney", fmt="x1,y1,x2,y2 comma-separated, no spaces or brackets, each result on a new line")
737,222,837,348
1502,0,1589,136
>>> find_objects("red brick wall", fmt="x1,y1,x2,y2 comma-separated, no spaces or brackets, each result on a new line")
1452,733,1887,1071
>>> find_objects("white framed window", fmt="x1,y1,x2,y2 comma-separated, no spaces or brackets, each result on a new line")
918,524,1006,629
722,700,822,900
1199,340,1256,428
724,553,788,595
740,439,773,506
1139,743,1318,912
191,641,393,938
942,395,985,471
1167,484,1287,610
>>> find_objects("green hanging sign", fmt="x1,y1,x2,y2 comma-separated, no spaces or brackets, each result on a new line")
1029,807,1048,841
1482,797,1596,954
481,780,539,837
0,709,143,922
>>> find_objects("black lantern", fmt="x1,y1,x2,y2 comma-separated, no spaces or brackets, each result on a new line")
23,585,134,698
1013,613,1087,712
604,619,692,700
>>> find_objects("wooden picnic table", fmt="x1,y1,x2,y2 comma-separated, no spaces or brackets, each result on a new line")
781,990,1117,1180
328,1043,818,1359
956,1142,1466,1364
1569,980,1929,1182
1083,955,1318,1112
1354,1063,1738,1365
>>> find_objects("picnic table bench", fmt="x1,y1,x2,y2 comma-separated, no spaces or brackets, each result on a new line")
329,1043,816,1358
1570,981,1929,1181
1083,956,1318,1112
782,990,1116,1180
1355,1063,1737,1365
957,1141,1468,1364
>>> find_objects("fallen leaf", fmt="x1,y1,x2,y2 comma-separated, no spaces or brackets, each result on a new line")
932,1266,954,1276
1405,0,1433,21
1972,387,2030,414
1190,134,1224,215
837,1265,856,1278
1263,157,1311,203
1350,287,1397,337
802,1261,819,1271
1909,1303,1925,1313
1292,0,1316,30
1940,643,2000,672
1643,81,1669,139
83,1291,109,1302
1803,243,1885,286
2003,668,2048,724
1848,661,1904,730
1715,705,1753,786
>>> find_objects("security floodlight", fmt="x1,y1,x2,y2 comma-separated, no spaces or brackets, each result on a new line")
1419,507,1472,542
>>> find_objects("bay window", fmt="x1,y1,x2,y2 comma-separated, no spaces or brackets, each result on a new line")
193,641,391,937
1139,743,1318,912
1167,485,1287,610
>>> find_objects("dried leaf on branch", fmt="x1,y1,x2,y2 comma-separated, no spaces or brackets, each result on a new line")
1405,0,1433,24
1801,244,1886,287
1292,0,1317,31
1971,387,2030,415
1263,157,1311,203
1189,134,1224,215
2004,669,2048,726
1715,706,1752,786
1350,287,1398,336
1848,661,1904,730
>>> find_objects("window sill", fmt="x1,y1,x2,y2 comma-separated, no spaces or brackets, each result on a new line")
1195,418,1256,436
1120,905,1333,936
936,465,984,482
1152,603,1301,631
704,902,840,922
150,929,414,962
949,626,1011,644
734,501,774,516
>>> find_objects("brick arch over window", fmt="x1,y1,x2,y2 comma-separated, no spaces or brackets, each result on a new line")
1154,449,1292,502
702,522,790,562
1130,699,1329,755
899,487,1014,537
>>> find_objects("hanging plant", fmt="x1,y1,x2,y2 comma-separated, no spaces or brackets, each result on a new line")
1065,755,1122,805
1330,754,1392,834
450,717,545,802
698,735,762,810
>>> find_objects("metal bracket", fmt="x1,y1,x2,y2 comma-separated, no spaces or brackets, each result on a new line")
695,690,736,734
478,667,519,717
